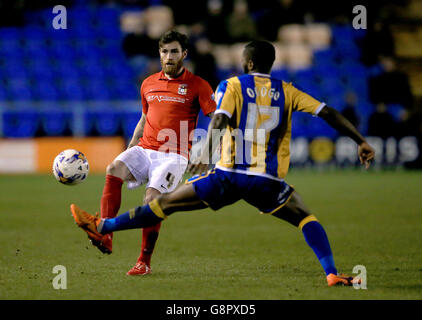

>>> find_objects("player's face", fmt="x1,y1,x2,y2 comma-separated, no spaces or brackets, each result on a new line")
159,41,187,77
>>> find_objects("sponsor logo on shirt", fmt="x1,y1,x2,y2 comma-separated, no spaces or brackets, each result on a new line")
147,95,186,103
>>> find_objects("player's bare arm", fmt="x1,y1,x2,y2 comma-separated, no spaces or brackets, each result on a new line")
188,113,228,175
318,105,375,168
127,113,146,149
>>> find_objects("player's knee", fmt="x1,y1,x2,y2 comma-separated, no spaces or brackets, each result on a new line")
106,162,116,176
156,194,170,211
106,160,125,178
143,194,155,205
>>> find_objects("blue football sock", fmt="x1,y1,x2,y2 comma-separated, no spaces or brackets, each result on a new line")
100,201,165,234
301,220,338,276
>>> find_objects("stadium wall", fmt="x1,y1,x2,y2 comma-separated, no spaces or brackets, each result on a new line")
0,137,125,173
0,135,420,174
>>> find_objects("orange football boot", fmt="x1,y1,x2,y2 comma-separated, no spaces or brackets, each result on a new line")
326,273,361,286
70,204,112,254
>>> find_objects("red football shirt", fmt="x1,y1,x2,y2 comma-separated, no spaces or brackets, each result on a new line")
139,68,216,158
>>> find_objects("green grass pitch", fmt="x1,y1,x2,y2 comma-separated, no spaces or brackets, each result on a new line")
1,169,421,300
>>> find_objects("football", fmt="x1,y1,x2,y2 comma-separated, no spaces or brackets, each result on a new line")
52,149,89,185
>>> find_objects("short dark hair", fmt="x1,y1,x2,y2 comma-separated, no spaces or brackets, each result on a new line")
159,30,189,51
244,41,276,73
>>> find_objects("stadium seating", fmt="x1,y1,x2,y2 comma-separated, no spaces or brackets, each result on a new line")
0,5,390,140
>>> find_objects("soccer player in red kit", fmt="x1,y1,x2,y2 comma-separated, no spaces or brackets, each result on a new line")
89,31,216,275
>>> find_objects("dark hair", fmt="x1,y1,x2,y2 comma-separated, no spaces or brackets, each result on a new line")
159,30,189,51
244,41,276,73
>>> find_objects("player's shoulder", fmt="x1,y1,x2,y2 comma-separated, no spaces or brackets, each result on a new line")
187,70,210,86
142,72,161,84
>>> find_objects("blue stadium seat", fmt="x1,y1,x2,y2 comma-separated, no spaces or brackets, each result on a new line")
291,112,313,138
313,49,336,67
7,78,33,100
92,110,120,136
339,62,368,81
60,79,85,100
271,68,290,81
3,110,39,137
325,95,346,111
33,82,60,100
22,26,47,39
95,25,122,40
4,63,29,79
24,42,50,60
105,63,135,80
94,7,120,28
110,80,139,100
84,80,111,100
48,42,76,60
121,110,142,138
78,63,106,78
0,38,23,59
331,25,354,42
319,76,346,97
40,109,71,135
332,41,361,60
0,86,9,100
53,63,80,79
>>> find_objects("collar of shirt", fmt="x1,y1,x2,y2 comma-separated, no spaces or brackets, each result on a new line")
159,68,187,81
250,72,271,78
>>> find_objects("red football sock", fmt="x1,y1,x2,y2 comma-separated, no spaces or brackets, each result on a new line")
138,222,162,266
100,174,124,220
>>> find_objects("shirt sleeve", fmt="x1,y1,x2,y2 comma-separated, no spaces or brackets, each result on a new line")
197,78,217,116
140,81,148,114
214,79,239,119
284,82,325,115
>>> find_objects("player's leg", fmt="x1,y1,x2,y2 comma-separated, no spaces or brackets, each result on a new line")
97,183,207,234
272,192,357,286
139,188,162,266
86,159,131,254
100,159,133,221
86,147,149,254
128,187,162,275
129,151,189,275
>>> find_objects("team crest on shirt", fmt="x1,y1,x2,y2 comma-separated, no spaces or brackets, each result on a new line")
178,84,188,95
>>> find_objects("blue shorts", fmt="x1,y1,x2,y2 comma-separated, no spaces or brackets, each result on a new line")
186,169,294,214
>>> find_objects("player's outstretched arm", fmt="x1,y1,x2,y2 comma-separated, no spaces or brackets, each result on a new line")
318,106,375,168
127,113,146,149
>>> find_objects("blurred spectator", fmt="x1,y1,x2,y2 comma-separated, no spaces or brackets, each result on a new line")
204,0,232,44
227,0,258,42
121,6,174,80
341,92,360,128
163,0,208,25
248,0,303,41
190,38,220,90
367,103,396,139
360,21,395,66
369,56,413,109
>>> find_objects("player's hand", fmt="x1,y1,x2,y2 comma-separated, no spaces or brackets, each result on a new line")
358,141,375,169
187,162,209,175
